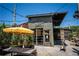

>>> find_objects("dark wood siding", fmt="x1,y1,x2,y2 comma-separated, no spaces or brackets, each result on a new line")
28,16,52,23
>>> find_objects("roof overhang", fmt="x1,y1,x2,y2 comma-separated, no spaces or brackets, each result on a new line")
26,12,67,18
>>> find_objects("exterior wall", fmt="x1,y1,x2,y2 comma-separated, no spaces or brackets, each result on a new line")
28,16,54,46
28,16,52,23
28,22,54,46
60,29,70,40
64,30,70,40
60,30,65,40
28,23,52,30
18,23,28,28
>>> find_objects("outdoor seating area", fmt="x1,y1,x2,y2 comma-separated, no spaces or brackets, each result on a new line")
0,25,37,56
0,46,36,56
3,47,36,56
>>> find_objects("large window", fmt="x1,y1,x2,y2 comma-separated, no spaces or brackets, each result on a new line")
32,28,43,45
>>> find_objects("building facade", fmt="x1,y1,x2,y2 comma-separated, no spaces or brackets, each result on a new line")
27,12,67,46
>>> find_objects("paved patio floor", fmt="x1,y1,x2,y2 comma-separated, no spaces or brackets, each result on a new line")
35,40,79,56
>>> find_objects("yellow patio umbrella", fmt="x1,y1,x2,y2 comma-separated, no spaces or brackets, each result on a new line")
3,27,34,35
3,27,34,48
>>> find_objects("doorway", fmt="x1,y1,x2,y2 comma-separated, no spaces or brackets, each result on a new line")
32,28,50,46
44,30,50,46
53,28,62,45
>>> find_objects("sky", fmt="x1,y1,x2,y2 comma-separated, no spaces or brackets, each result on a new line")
0,3,79,27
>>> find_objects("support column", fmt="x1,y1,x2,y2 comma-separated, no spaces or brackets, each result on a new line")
43,29,45,45
49,29,54,46
49,23,54,46
36,28,38,45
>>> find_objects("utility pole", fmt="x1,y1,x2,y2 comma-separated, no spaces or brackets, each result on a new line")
12,4,16,27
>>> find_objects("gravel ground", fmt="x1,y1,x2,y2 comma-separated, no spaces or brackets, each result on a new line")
35,40,79,56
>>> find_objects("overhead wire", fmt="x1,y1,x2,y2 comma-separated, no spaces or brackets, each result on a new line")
0,5,25,18
0,4,70,23
0,4,26,24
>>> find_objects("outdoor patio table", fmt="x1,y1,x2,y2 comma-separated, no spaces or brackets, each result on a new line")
3,47,36,56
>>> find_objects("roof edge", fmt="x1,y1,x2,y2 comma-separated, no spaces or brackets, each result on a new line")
26,12,67,18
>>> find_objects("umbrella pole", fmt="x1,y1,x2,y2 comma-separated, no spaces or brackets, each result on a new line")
11,33,15,46
31,35,34,45
22,34,25,48
18,35,20,46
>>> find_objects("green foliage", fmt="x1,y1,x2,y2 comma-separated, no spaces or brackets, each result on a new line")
70,26,79,32
22,35,33,41
67,26,79,41
0,23,11,45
